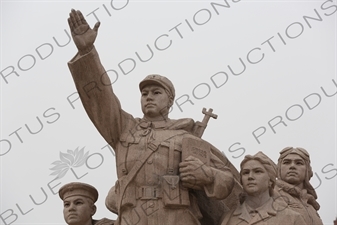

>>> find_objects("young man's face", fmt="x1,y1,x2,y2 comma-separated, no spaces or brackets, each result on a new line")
63,196,95,225
141,84,172,121
280,153,306,187
241,159,271,196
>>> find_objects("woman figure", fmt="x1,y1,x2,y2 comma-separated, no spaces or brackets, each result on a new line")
220,151,306,225
275,147,323,225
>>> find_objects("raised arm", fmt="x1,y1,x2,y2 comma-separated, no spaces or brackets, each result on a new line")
67,9,133,150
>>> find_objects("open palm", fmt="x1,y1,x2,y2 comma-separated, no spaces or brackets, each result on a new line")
68,9,100,55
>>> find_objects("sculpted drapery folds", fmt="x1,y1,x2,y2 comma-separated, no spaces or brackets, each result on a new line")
67,9,239,225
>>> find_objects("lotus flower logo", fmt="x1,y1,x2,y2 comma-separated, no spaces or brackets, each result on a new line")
50,147,89,179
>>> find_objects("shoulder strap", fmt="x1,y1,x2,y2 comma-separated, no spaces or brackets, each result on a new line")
117,130,187,214
93,218,115,225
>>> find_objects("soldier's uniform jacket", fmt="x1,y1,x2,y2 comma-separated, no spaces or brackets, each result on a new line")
68,48,234,225
220,198,306,225
93,218,115,225
274,180,323,225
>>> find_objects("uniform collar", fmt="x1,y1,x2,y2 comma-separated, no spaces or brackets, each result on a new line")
275,179,319,210
233,198,277,224
139,118,172,129
139,118,194,131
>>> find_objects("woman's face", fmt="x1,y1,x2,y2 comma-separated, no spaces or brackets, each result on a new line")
241,159,271,196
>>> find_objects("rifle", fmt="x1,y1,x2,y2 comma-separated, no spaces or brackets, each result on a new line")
192,108,218,138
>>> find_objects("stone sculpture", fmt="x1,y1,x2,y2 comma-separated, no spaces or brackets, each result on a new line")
66,9,241,225
59,182,115,225
275,147,323,225
220,152,306,225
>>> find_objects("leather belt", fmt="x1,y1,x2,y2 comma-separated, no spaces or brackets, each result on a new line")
136,186,162,200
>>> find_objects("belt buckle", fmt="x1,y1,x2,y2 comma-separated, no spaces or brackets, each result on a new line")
141,186,157,200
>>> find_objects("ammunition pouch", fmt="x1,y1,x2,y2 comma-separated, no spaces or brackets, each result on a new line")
162,175,190,208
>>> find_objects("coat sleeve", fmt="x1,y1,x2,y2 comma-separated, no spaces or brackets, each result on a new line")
68,47,134,150
294,215,307,225
203,150,235,200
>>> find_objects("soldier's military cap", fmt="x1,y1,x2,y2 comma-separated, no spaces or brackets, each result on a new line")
59,182,98,202
139,74,175,99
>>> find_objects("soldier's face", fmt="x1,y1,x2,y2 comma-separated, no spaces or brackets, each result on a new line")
241,160,271,197
63,196,95,225
280,153,306,187
141,84,172,120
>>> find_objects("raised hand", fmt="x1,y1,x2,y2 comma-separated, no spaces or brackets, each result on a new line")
68,9,100,55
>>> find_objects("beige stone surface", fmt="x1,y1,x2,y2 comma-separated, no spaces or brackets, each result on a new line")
59,182,115,225
220,152,306,225
275,147,323,225
67,9,241,225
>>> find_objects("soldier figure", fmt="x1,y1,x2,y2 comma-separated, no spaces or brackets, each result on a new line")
67,9,236,225
220,152,306,225
275,147,323,225
59,182,115,225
